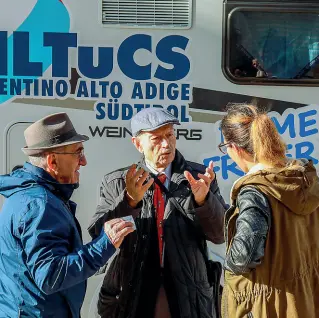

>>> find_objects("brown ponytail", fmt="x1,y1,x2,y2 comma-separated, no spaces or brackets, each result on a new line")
221,104,287,167
250,113,286,166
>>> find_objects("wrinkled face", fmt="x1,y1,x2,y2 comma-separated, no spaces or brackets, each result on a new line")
52,142,87,184
133,124,176,169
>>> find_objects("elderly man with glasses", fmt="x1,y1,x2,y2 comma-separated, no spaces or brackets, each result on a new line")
0,113,135,318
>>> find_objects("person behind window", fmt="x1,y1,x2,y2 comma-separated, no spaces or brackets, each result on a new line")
219,104,319,318
231,11,319,79
229,24,258,78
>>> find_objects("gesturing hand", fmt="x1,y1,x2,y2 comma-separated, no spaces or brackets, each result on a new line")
104,218,135,249
125,164,154,208
184,161,215,206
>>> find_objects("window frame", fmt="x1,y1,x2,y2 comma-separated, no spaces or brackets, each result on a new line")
222,1,319,86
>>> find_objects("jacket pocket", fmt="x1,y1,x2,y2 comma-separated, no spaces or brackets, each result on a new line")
97,290,120,318
196,283,216,318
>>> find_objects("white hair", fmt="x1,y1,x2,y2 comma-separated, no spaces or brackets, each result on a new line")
28,154,48,168
28,145,70,168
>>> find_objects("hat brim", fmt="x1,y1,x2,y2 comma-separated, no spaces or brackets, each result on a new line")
22,134,89,156
134,120,180,137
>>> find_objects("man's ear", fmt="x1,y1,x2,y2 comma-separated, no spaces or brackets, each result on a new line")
46,153,58,175
132,136,143,154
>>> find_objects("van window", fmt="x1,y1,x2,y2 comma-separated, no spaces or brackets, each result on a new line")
224,8,319,84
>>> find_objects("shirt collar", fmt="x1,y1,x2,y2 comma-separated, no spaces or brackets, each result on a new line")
145,161,172,180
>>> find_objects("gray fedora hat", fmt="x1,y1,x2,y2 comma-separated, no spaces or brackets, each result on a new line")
22,112,89,156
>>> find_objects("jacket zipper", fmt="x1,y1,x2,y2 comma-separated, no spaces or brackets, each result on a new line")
224,204,235,247
125,191,154,318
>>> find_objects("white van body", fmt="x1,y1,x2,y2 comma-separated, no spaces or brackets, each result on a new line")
0,0,318,316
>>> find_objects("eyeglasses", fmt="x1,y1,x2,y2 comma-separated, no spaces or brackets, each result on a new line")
218,142,231,154
52,149,85,160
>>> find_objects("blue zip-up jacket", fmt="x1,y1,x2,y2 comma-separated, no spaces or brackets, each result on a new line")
0,163,116,318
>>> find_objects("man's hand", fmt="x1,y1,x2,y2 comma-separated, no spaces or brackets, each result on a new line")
184,161,215,206
125,164,154,208
104,218,135,249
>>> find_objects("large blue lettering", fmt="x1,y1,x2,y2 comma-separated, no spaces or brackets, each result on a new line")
131,82,144,99
118,34,151,80
220,155,244,180
180,105,190,122
0,32,7,76
77,80,89,98
13,32,42,76
134,104,145,112
23,79,33,95
56,80,68,97
90,81,99,98
78,47,113,79
2,32,192,84
145,83,157,99
110,82,122,98
271,114,296,138
295,142,318,164
99,81,110,98
154,35,190,81
44,33,77,78
122,104,133,120
298,110,318,137
166,83,179,100
0,79,7,95
10,79,22,96
107,100,119,120
181,84,190,101
95,102,106,119
42,80,54,97
203,155,244,180
167,105,179,118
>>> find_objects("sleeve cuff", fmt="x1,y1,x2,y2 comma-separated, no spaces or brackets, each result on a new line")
120,190,142,218
93,229,116,263
194,192,213,217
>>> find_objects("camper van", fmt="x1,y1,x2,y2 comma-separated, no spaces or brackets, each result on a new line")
0,0,319,316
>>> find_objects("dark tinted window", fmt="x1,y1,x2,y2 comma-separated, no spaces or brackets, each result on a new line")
225,9,319,83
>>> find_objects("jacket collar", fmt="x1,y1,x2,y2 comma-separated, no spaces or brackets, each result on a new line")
24,162,78,202
247,163,268,175
170,150,188,187
229,163,269,202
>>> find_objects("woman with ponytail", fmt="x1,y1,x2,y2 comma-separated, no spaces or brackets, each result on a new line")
220,104,319,318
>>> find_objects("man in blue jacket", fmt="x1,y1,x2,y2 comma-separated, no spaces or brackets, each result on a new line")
0,113,134,318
